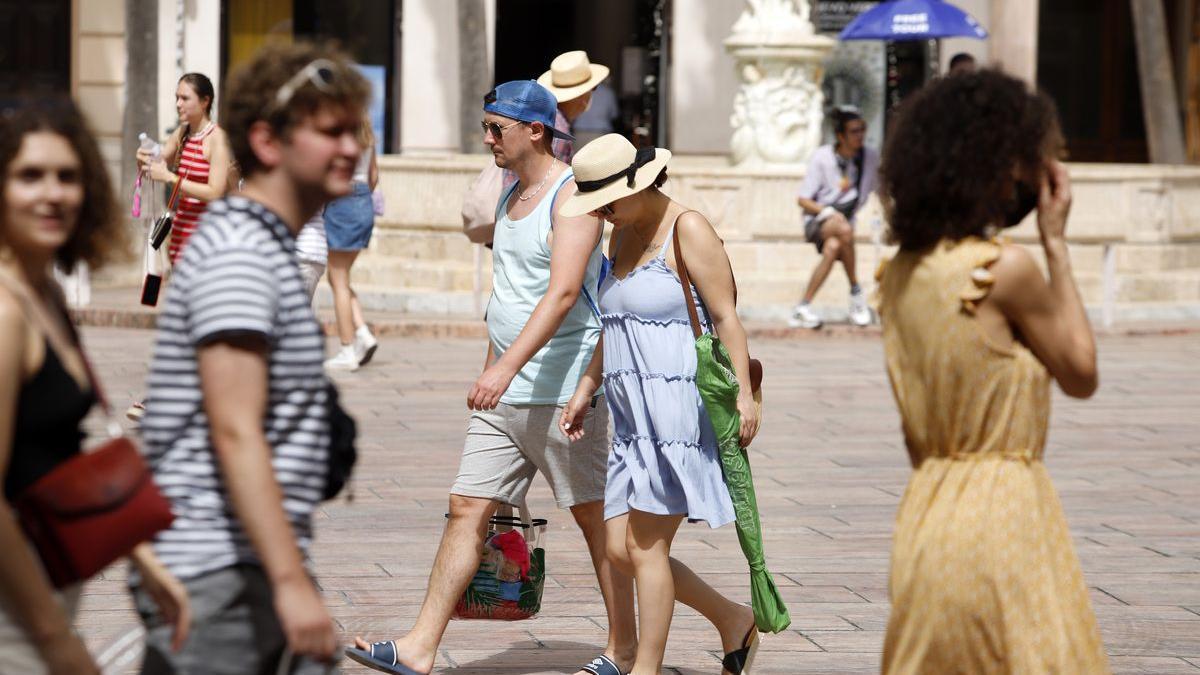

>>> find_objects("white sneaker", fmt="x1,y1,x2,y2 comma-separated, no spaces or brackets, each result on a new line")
788,303,823,329
849,288,872,326
354,325,378,366
324,345,360,371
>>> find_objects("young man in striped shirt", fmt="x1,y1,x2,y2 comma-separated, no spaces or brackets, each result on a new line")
137,44,370,674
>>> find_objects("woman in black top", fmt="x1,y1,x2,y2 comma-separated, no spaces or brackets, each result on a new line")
0,99,187,674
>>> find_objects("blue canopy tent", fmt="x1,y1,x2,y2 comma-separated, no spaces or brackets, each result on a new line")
839,0,988,41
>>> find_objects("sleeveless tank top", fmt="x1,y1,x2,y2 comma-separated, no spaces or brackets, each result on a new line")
487,167,602,405
4,313,96,501
170,123,217,263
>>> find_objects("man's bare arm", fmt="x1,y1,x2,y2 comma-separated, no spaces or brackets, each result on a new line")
467,177,602,410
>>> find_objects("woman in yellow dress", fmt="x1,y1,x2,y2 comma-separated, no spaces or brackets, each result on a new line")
874,70,1110,673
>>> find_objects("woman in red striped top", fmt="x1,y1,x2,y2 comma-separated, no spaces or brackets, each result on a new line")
140,73,233,263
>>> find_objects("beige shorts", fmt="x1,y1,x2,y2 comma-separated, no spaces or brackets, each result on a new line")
452,398,609,509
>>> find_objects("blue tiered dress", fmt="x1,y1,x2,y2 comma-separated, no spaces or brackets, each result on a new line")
599,224,736,528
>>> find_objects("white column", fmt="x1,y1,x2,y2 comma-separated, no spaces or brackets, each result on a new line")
989,0,1038,84
669,0,744,155
400,0,462,154
156,0,221,137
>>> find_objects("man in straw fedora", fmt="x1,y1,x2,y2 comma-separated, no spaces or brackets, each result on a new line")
500,50,610,193
349,80,635,675
538,50,610,153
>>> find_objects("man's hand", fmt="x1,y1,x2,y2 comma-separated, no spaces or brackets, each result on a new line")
274,577,337,662
468,362,517,410
133,546,192,652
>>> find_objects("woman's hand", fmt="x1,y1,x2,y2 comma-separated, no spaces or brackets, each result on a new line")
737,390,760,448
558,387,594,441
37,630,100,675
131,544,191,652
148,160,175,185
1036,159,1071,244
135,147,155,171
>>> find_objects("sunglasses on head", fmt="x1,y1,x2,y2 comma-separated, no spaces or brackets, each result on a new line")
481,120,524,139
273,59,337,111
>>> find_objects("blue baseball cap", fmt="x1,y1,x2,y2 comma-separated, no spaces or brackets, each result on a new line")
483,80,574,140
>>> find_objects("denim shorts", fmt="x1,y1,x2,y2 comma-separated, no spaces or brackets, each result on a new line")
324,181,374,251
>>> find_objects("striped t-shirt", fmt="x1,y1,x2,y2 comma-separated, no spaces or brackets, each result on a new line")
142,196,330,581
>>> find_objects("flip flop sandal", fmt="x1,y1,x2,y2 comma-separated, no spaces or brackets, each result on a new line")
345,640,429,675
581,654,625,675
721,626,760,675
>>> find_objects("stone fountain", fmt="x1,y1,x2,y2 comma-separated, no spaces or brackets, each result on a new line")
725,0,836,167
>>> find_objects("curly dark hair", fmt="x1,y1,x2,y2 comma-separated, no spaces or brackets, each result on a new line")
879,69,1063,251
221,42,371,177
0,97,124,272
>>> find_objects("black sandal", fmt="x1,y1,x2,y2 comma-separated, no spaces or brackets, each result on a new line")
580,654,625,675
721,625,760,675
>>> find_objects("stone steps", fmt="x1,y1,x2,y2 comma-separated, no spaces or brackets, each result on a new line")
313,284,486,317
355,237,1200,317
351,254,485,293
370,227,482,265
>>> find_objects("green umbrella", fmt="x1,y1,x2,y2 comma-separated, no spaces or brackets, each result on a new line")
671,224,790,633
693,332,791,633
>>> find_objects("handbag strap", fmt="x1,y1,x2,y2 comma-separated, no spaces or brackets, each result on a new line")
671,210,741,342
0,270,118,435
164,169,188,211
671,219,704,340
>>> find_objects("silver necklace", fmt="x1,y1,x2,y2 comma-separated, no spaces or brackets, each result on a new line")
518,160,555,201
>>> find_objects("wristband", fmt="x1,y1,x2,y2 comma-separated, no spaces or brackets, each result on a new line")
816,206,838,223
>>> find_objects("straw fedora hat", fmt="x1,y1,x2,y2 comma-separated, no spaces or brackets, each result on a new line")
561,134,672,218
537,51,610,103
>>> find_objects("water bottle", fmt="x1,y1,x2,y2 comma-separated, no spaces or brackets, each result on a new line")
138,132,161,162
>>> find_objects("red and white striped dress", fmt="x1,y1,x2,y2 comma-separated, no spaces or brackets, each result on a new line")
170,123,217,263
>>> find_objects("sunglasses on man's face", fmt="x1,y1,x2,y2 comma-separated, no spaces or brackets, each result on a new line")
592,204,614,217
482,120,523,140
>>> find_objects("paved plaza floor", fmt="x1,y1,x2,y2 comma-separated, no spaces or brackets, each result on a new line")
74,327,1200,674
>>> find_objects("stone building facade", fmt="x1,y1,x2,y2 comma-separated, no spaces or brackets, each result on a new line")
8,0,1200,322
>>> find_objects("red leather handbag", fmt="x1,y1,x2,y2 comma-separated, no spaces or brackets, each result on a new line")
14,436,174,588
13,357,174,588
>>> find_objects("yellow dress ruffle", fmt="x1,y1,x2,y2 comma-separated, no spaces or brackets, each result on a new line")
876,238,1110,674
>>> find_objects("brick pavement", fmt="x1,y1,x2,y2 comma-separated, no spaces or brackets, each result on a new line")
74,328,1200,674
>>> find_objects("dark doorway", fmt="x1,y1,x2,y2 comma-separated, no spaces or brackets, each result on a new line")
494,0,670,146
885,40,938,132
294,0,398,153
1038,0,1147,162
221,0,399,152
0,0,71,102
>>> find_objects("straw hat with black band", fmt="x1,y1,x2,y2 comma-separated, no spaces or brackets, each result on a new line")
537,51,610,103
561,134,672,218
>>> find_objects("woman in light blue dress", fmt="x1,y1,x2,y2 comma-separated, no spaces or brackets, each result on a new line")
560,135,762,675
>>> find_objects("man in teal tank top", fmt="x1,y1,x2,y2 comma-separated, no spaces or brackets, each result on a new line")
349,81,635,675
